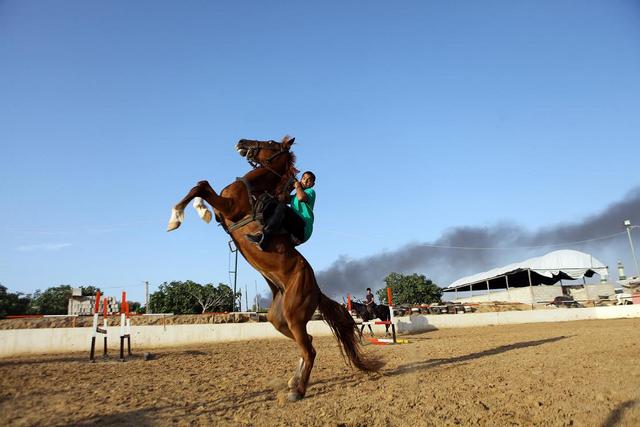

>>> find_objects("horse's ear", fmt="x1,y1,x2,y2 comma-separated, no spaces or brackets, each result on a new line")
282,136,295,149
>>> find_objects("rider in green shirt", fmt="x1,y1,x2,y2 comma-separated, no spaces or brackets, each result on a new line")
290,171,316,243
246,171,316,250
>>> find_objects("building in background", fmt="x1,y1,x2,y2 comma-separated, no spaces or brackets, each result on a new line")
443,250,613,304
67,288,118,315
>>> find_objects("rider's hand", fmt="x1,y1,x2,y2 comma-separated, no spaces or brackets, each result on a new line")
293,179,301,190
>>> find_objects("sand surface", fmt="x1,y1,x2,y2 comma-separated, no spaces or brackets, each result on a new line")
1,318,639,426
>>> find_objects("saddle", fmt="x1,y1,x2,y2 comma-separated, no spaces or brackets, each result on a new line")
225,178,300,245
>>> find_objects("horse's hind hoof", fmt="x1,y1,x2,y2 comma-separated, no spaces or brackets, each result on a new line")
287,376,300,390
287,391,304,402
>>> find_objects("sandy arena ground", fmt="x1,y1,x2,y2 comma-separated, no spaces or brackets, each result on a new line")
1,318,639,426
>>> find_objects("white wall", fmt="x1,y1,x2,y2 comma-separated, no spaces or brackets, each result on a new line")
451,285,562,304
450,284,616,304
396,304,640,333
1,305,639,358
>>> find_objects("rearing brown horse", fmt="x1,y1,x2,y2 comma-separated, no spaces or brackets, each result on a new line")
167,136,381,401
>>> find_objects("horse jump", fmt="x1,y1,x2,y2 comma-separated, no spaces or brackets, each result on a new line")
89,291,132,362
348,288,409,345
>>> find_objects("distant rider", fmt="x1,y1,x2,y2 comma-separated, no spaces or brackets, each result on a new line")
364,287,375,315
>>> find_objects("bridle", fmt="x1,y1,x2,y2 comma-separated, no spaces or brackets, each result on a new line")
240,140,290,177
237,139,298,201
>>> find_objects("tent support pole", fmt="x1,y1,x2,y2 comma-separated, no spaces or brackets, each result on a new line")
528,269,534,310
505,275,511,302
486,280,490,302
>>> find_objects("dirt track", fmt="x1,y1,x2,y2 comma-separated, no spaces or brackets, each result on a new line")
1,318,639,426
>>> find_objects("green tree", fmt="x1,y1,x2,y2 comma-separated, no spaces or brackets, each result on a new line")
128,301,142,313
378,273,442,305
0,284,33,317
149,281,239,314
212,284,237,312
32,285,73,314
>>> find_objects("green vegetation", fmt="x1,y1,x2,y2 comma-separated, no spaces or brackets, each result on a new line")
0,284,33,317
377,272,442,305
149,281,239,314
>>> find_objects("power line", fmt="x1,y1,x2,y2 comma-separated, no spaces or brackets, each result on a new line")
416,231,627,250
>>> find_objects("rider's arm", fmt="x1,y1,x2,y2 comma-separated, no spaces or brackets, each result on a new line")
293,180,309,203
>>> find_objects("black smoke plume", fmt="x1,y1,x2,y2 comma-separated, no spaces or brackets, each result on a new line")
316,187,640,299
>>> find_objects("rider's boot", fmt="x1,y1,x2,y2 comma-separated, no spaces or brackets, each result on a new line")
246,231,271,251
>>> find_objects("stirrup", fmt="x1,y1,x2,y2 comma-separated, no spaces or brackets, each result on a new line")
245,233,263,244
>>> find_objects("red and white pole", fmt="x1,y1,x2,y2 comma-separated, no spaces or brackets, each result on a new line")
387,287,396,343
120,291,126,361
102,295,108,357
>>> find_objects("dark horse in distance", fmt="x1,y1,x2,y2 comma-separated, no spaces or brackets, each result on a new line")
167,136,381,401
349,300,392,337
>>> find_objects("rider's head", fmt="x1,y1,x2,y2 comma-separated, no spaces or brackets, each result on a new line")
301,171,316,189
366,288,372,293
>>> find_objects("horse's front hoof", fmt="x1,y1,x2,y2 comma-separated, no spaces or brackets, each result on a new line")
193,198,213,224
167,221,181,232
167,208,184,232
287,391,304,402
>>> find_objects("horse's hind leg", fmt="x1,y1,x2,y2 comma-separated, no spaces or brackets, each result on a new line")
286,321,316,401
266,288,302,390
282,279,319,401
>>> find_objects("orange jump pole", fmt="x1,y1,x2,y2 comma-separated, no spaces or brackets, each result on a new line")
125,296,132,357
119,291,132,361
347,293,352,312
120,292,126,361
387,287,397,344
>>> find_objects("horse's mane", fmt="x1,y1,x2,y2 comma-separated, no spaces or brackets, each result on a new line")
274,135,299,199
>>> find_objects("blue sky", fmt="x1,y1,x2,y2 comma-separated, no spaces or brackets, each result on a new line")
2,1,639,305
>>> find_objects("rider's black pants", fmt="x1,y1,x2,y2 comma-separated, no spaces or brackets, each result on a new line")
263,201,305,243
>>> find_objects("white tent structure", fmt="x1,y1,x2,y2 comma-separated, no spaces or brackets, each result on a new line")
444,250,610,303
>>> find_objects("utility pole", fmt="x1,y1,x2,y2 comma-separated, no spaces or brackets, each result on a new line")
624,220,640,277
245,284,248,312
145,281,150,314
228,240,239,311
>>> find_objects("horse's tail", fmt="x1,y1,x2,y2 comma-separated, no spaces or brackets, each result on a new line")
318,293,383,372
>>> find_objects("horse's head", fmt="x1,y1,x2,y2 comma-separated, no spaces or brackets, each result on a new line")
236,135,295,170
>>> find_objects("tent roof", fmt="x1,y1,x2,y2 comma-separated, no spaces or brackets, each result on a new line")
446,249,609,290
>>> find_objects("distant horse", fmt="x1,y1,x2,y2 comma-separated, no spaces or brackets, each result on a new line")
167,136,381,401
349,300,391,337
